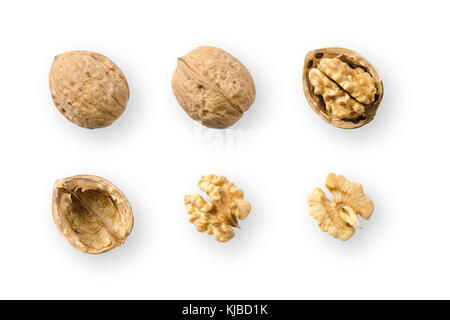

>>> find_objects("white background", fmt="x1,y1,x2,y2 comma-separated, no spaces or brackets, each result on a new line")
0,0,449,299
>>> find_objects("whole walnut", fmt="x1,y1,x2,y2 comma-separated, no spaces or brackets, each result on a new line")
49,50,129,129
172,46,256,129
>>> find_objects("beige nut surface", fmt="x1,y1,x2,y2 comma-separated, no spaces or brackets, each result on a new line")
184,175,251,242
307,173,374,241
49,50,129,129
172,46,256,129
52,175,133,254
303,47,383,129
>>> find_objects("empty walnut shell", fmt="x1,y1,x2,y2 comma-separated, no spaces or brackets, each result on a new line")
52,175,133,254
302,47,383,129
49,50,129,129
172,46,256,129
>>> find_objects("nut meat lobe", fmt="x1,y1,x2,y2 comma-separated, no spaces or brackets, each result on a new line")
184,175,251,242
303,47,383,129
307,173,374,241
49,50,129,129
172,46,256,129
52,175,133,254
309,68,365,119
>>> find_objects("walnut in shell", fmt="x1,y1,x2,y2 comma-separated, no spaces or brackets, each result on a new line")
49,50,129,129
307,173,374,241
184,175,251,242
52,175,133,254
302,48,383,129
172,46,256,129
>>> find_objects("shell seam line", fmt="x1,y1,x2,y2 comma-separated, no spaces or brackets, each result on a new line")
59,187,122,244
86,52,126,113
177,57,243,114
85,101,120,119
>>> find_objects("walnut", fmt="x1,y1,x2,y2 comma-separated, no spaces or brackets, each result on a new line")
172,46,256,129
49,50,129,129
52,175,133,254
307,173,374,241
184,175,251,242
302,48,383,129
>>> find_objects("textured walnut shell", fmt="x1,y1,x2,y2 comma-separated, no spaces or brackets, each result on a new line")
52,175,133,254
49,51,129,129
302,47,383,129
172,46,256,129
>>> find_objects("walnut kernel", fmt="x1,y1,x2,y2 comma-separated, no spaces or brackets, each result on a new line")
184,175,251,242
303,48,383,129
307,173,374,241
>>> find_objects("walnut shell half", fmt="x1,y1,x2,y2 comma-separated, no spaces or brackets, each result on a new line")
172,46,256,129
49,51,129,129
52,175,133,254
302,47,383,129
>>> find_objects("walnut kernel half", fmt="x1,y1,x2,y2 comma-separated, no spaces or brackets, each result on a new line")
307,173,374,241
184,175,251,242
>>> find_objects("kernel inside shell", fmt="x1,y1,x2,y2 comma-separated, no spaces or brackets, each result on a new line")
303,47,383,129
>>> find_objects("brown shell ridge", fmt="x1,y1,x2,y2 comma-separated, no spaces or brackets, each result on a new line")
177,57,244,114
59,187,123,243
81,64,128,113
84,100,122,119
77,71,126,117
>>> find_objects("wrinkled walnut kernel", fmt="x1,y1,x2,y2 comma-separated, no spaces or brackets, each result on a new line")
307,173,374,241
318,58,376,105
52,175,133,254
184,175,251,242
309,68,365,119
303,47,383,129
